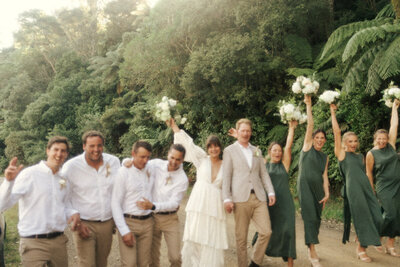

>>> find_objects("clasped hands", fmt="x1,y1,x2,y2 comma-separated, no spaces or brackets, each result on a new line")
224,195,276,213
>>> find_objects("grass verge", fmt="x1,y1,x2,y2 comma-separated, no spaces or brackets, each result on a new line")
4,205,20,266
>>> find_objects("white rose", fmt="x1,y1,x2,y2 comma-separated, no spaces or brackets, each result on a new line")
168,99,177,107
283,103,295,114
159,102,169,111
302,84,316,94
296,76,305,83
299,114,307,124
301,77,312,86
293,110,302,121
181,117,187,124
292,82,302,94
162,96,168,102
160,111,171,121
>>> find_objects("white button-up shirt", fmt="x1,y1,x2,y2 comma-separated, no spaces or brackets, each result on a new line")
237,141,253,168
112,165,154,236
0,161,76,236
62,153,120,221
149,159,188,212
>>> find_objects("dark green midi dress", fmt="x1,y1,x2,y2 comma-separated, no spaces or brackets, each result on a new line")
298,146,327,245
339,152,382,247
265,162,296,261
370,144,400,238
252,162,296,261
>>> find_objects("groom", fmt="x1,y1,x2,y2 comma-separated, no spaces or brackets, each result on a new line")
222,118,275,267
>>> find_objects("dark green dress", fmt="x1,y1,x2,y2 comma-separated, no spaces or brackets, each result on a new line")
266,162,296,260
339,152,382,247
370,144,400,237
298,146,327,245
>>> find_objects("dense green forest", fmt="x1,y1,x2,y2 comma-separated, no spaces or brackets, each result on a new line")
0,0,399,195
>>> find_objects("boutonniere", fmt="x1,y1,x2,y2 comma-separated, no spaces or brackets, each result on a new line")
146,170,151,181
105,163,111,177
253,146,261,157
59,178,66,190
165,175,173,185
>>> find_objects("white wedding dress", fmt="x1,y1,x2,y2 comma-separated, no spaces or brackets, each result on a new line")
174,130,228,267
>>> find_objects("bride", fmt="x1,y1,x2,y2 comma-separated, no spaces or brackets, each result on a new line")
167,119,228,267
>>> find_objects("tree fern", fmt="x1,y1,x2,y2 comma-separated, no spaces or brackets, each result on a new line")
284,34,313,68
376,3,395,19
320,18,392,61
342,44,385,92
366,47,387,94
342,22,400,62
378,35,400,79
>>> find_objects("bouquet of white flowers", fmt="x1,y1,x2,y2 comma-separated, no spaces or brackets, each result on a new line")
292,76,320,95
319,90,341,104
382,81,400,108
155,96,187,124
277,100,307,124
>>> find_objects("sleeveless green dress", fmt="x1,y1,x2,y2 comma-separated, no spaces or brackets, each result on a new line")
251,163,296,261
370,144,400,237
298,146,327,245
339,152,382,247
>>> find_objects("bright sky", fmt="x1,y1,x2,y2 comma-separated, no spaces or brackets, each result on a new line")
0,0,159,49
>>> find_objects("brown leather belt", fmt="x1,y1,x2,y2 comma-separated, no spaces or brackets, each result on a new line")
156,210,177,215
22,232,64,239
124,213,153,220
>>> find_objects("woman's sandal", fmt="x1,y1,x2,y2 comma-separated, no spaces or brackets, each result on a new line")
374,246,384,253
308,248,322,267
385,247,400,257
357,249,372,263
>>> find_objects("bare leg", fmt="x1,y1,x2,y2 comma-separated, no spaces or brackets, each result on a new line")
308,244,318,259
287,257,293,267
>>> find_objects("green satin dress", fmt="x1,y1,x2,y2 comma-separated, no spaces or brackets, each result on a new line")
339,152,382,247
298,146,327,245
370,144,400,237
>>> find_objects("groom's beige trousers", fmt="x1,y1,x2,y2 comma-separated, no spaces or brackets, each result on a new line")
234,193,271,267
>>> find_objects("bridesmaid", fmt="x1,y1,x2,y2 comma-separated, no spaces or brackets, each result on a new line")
253,120,298,267
366,99,400,256
298,94,329,267
330,104,382,262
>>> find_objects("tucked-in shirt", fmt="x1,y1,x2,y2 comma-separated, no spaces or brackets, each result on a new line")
0,161,77,236
112,165,154,236
149,159,189,212
237,141,253,168
62,152,120,221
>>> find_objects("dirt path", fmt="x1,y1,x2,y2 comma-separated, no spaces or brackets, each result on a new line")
66,195,400,267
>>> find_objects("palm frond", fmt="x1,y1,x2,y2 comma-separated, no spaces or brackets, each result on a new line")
320,18,393,61
376,4,395,19
284,34,313,68
342,22,399,62
377,35,400,80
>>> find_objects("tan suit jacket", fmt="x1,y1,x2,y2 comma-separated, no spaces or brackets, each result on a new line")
222,142,274,203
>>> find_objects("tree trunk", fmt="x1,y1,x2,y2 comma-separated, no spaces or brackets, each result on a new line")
392,0,400,19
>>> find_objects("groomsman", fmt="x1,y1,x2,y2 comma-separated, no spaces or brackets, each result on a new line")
111,141,155,266
222,118,276,267
0,136,80,267
62,131,120,267
136,144,189,267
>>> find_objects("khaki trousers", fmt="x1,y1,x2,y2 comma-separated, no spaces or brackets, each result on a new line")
72,219,114,267
19,234,68,267
118,216,154,267
150,213,181,267
234,193,271,267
